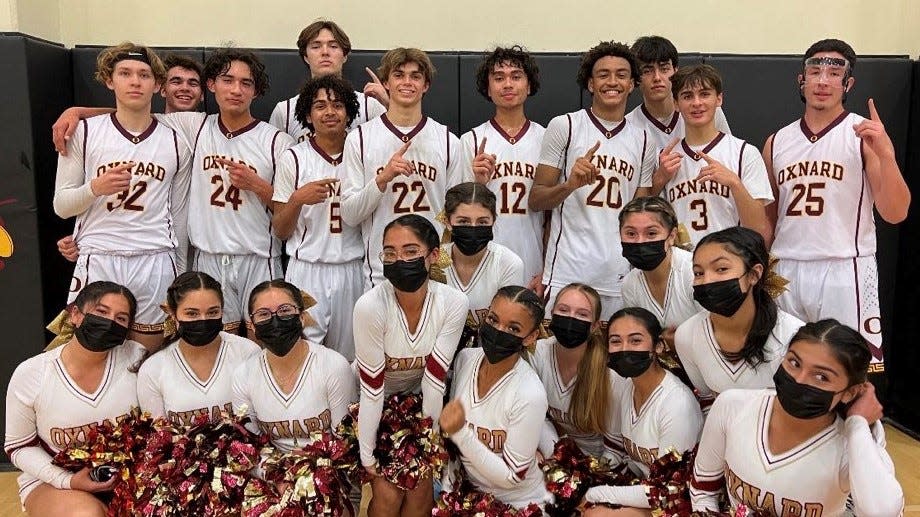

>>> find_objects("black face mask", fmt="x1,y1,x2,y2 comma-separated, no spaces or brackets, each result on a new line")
74,313,129,352
549,315,592,348
478,322,524,364
607,350,654,378
773,365,843,419
254,315,303,357
621,240,667,271
383,257,429,293
693,277,749,317
177,318,223,347
451,225,493,256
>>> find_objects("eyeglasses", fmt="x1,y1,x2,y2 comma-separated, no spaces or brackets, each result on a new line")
379,247,427,265
250,304,301,324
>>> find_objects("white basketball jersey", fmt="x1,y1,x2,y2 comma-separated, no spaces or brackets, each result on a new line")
341,114,467,288
273,138,363,263
674,310,803,404
528,338,618,457
625,104,732,156
621,247,701,329
443,241,524,327
661,133,773,245
540,109,655,296
606,370,702,478
461,120,546,283
449,348,551,509
691,389,900,516
5,342,144,495
159,112,294,257
68,114,190,253
270,91,386,142
231,345,357,452
136,333,260,427
770,112,875,259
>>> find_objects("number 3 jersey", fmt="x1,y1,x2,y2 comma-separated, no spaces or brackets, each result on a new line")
57,113,191,254
769,112,874,260
341,114,468,288
158,112,294,258
273,138,363,264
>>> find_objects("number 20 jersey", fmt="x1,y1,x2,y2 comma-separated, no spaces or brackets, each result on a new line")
770,112,875,260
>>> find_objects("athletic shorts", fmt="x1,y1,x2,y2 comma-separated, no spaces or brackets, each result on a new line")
193,251,282,329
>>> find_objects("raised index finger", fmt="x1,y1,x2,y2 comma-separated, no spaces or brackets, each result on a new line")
584,141,601,160
366,67,383,85
868,98,880,121
395,140,412,157
663,137,680,155
477,136,488,155
699,152,717,165
316,177,340,185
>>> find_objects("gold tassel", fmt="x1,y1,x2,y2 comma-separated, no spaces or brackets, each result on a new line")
435,210,452,244
300,290,318,327
45,309,75,351
763,255,790,299
674,223,694,252
428,245,452,285
160,303,177,338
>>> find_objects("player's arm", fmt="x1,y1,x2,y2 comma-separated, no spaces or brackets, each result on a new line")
857,99,910,224
52,121,94,218
538,418,560,458
353,293,387,470
529,117,598,210
135,360,167,420
340,130,410,226
268,100,288,133
271,151,337,240
761,134,780,239
601,380,625,465
697,151,772,247
52,107,115,155
688,390,734,511
649,138,682,196
446,130,473,185
673,320,715,412
327,353,359,429
170,139,192,273
421,291,469,428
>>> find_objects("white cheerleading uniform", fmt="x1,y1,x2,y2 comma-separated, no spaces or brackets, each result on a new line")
528,337,620,458
353,280,468,467
54,113,191,332
770,112,883,361
443,241,524,328
674,310,803,410
270,91,386,142
135,332,260,427
157,112,294,324
626,104,731,156
274,138,364,360
660,133,773,245
586,369,703,508
232,344,357,452
461,120,547,283
691,389,904,517
539,109,655,316
4,341,145,505
447,348,552,509
341,114,469,290
621,247,701,330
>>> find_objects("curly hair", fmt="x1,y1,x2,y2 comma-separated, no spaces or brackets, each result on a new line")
95,42,166,85
474,45,540,101
576,41,639,90
294,75,360,132
204,47,269,97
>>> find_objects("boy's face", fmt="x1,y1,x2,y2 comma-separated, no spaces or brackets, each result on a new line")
675,82,722,128
208,60,256,116
307,87,348,137
107,59,159,110
799,51,853,111
638,60,675,103
161,66,203,113
303,28,347,77
384,61,429,108
587,55,634,111
488,61,529,110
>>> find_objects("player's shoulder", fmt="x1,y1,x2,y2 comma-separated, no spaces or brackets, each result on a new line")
310,342,351,371
222,332,261,358
11,348,57,381
675,310,708,350
431,278,469,306
277,94,299,109
355,282,392,314
677,309,708,333
487,240,523,265
660,370,699,405
529,337,556,368
136,341,177,376
547,109,580,128
526,119,547,135
671,247,694,270
625,104,645,123
513,356,548,403
710,387,771,416
770,310,805,346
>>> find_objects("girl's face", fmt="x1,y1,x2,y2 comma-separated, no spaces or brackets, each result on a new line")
448,202,494,228
780,339,860,405
485,296,538,346
620,211,675,246
692,241,761,291
607,315,656,354
72,293,132,329
174,288,222,322
382,225,436,268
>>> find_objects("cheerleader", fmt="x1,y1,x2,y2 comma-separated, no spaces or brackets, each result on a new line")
440,286,552,509
136,271,259,427
442,182,524,342
583,307,702,515
619,196,700,347
5,281,145,516
674,226,803,410
529,283,617,458
691,320,904,516
354,214,468,517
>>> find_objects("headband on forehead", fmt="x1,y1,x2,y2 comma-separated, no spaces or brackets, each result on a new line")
805,56,849,68
114,50,151,66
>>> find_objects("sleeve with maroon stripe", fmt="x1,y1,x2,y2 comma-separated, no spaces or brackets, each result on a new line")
450,368,548,489
638,129,655,188
689,388,736,511
353,287,389,467
340,126,384,226
4,356,74,490
444,128,471,185
421,284,468,428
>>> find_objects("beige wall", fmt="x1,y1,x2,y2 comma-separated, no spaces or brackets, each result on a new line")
9,0,920,56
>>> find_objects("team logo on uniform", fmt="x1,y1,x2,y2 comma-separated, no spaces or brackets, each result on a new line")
0,208,15,272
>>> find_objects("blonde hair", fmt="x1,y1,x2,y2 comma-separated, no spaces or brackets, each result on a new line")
377,47,436,84
554,283,610,435
94,42,167,85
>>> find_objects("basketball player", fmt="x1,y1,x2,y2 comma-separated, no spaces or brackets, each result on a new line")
5,282,145,516
675,227,803,412
270,20,386,141
627,35,730,155
691,320,903,516
652,65,772,246
440,286,552,509
52,43,191,350
136,272,259,427
763,39,910,369
353,215,467,516
529,41,655,319
461,46,546,291
161,54,204,114
582,307,702,514
273,75,363,360
340,48,468,290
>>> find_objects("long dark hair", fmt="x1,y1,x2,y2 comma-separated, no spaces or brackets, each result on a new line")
247,279,304,315
493,285,544,335
607,306,664,345
383,214,440,251
788,319,871,387
73,280,138,324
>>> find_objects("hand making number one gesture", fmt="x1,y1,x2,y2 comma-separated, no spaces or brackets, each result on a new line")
853,98,895,159
567,141,601,190
472,137,497,185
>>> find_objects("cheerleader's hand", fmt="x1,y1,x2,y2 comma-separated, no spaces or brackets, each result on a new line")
439,399,466,435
